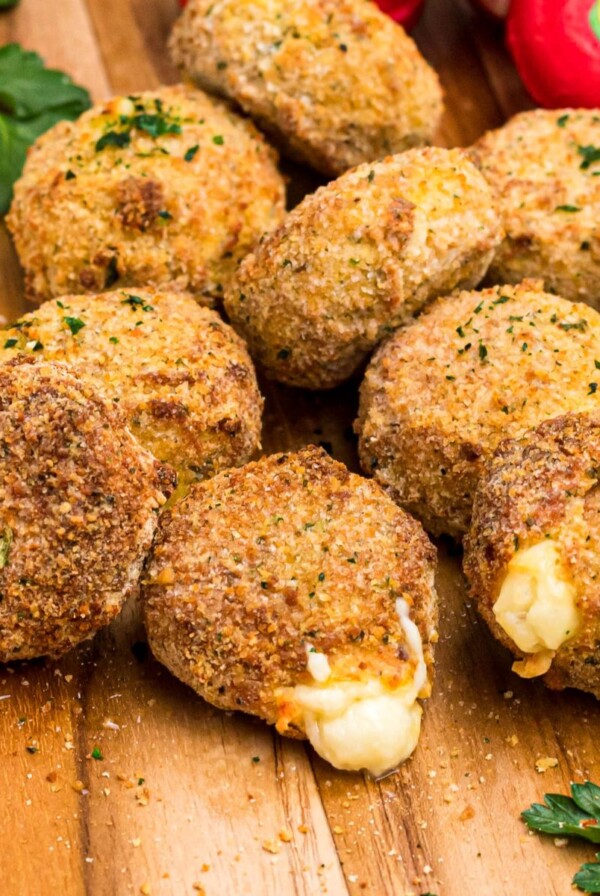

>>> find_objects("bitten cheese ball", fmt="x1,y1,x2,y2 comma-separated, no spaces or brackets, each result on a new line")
7,85,285,306
0,358,174,662
471,108,600,305
464,412,600,697
1,289,263,491
143,447,438,776
357,281,600,539
225,147,502,390
169,0,443,177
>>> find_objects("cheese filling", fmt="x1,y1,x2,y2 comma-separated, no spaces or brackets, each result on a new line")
293,599,428,777
493,541,581,671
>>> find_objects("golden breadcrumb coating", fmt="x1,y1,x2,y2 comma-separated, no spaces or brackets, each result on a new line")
7,85,285,306
0,357,174,662
169,0,443,177
143,447,437,742
1,289,263,491
471,109,600,306
356,281,600,539
464,412,600,698
225,147,502,390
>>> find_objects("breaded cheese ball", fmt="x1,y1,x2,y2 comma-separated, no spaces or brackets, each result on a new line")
0,358,174,662
143,446,438,776
7,85,285,306
464,412,600,697
169,0,443,177
471,109,600,305
1,289,263,491
357,281,600,539
224,147,502,390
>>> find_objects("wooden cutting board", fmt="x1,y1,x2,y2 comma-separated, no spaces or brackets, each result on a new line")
1,2,598,894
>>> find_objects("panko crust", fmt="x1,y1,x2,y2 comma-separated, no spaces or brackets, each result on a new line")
464,412,600,698
356,281,600,539
1,289,263,490
169,0,443,177
7,85,285,306
143,446,437,736
471,108,600,306
0,357,174,662
224,147,502,390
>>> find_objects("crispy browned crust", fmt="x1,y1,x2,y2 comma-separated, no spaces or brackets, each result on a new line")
1,288,263,490
356,281,600,539
464,412,600,698
169,0,442,177
143,446,437,736
6,85,285,306
0,357,174,662
470,108,600,306
224,147,502,390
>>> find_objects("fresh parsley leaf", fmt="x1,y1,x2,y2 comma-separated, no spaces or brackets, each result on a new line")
555,205,581,213
522,782,600,843
573,853,600,893
0,44,90,213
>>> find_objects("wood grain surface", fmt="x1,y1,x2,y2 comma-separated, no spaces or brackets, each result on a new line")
0,2,597,895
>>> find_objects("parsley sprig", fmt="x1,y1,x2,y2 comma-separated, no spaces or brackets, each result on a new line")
0,44,90,213
522,782,600,892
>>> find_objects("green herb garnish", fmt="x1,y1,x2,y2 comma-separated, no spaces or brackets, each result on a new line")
95,130,131,152
0,43,91,213
212,134,224,145
574,855,600,893
578,145,600,170
63,316,85,336
91,747,103,760
555,205,581,213
523,782,600,892
184,144,199,162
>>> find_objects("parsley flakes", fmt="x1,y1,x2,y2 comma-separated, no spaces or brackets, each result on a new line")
63,316,85,336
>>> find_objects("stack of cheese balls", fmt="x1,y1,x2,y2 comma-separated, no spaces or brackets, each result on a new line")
3,0,600,777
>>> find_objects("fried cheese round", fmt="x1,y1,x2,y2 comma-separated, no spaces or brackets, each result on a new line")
7,85,285,306
1,288,263,491
169,0,443,177
0,358,174,662
471,108,600,305
356,281,600,539
464,412,600,697
224,147,502,390
143,446,438,776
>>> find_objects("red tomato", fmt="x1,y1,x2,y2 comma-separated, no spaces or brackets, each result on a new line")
376,0,426,29
506,0,600,107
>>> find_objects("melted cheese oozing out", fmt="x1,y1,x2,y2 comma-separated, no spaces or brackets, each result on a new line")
293,599,427,777
493,541,581,662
